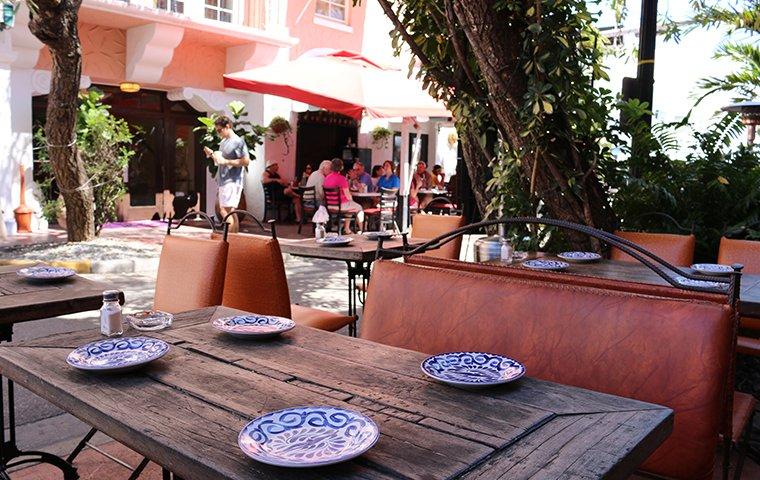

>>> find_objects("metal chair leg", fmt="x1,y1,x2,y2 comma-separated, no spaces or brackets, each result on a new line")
66,427,97,463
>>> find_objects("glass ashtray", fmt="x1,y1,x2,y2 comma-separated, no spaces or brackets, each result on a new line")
126,310,173,331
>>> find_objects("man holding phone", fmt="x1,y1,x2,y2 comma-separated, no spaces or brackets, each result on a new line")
203,115,249,233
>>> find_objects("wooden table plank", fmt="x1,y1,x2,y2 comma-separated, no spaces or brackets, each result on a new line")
278,236,423,263
485,258,760,317
0,263,124,325
0,306,673,479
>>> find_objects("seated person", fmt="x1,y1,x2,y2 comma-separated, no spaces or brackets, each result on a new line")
261,160,302,222
306,159,332,206
376,160,401,190
299,164,313,187
350,161,374,192
323,158,364,233
370,165,384,190
413,161,434,190
431,165,446,189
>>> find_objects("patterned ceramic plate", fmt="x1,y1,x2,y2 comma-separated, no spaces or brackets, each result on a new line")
238,406,380,467
67,337,170,373
674,275,729,291
17,266,76,281
212,315,295,339
363,231,396,241
421,352,526,388
557,251,602,263
690,263,733,276
522,259,570,271
316,236,353,247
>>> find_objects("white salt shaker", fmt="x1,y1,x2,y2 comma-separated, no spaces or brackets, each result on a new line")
500,238,513,263
100,290,123,337
315,222,326,240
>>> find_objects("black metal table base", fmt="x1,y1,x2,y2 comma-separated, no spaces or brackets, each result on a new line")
346,261,371,337
0,376,79,479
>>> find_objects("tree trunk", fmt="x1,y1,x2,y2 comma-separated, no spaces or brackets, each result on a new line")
27,0,93,242
451,0,616,249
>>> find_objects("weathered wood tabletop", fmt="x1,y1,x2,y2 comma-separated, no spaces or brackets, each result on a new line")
278,236,421,263
486,257,760,317
0,306,673,479
0,264,124,327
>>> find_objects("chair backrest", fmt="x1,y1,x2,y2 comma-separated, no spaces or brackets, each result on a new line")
718,236,760,274
411,214,465,259
610,230,696,266
154,235,228,314
299,186,317,210
323,187,342,210
211,232,292,318
361,260,733,480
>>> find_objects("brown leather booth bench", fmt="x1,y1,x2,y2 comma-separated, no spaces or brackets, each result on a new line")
361,259,735,479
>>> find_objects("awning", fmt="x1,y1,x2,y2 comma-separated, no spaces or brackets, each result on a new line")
223,50,450,120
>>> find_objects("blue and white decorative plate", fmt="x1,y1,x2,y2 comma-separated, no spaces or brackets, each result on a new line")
690,263,733,276
66,337,170,373
17,266,76,281
238,406,380,468
674,275,728,291
522,259,570,271
557,251,602,263
421,352,526,388
212,315,295,339
316,236,353,247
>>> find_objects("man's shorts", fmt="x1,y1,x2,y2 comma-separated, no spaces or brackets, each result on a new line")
218,183,243,209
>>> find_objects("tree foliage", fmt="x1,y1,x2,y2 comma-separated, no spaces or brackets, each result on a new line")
195,100,268,176
36,90,134,234
368,0,619,249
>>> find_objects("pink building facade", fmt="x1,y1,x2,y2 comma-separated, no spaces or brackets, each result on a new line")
0,0,455,231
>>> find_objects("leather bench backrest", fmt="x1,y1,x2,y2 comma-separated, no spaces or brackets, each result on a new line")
406,255,728,304
211,232,292,318
362,260,732,480
154,235,228,314
610,231,696,266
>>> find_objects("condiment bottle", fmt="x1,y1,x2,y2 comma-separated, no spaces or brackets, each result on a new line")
100,290,123,337
315,222,326,240
500,238,513,263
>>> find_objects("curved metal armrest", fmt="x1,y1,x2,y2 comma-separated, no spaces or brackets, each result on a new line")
166,211,217,235
376,216,743,304
221,210,276,240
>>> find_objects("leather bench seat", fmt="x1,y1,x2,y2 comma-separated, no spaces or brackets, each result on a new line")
361,260,733,479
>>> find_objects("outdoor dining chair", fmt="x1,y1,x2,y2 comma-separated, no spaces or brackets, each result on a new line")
154,214,228,314
410,213,465,260
297,186,317,234
610,230,696,266
262,183,291,222
362,187,398,232
718,236,760,358
212,211,356,333
323,186,357,234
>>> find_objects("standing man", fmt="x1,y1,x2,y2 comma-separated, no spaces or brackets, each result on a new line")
203,115,249,233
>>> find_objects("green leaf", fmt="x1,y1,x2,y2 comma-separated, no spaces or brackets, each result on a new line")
542,101,553,114
527,23,542,34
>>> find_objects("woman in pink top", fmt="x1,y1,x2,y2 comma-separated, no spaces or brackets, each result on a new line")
323,158,364,233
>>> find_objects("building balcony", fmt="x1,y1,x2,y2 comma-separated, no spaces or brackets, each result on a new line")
82,0,295,47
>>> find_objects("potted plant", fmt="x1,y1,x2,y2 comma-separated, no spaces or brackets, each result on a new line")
370,126,393,149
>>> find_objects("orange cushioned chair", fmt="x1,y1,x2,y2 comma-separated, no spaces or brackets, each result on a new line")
216,232,354,332
154,235,228,314
610,230,696,266
718,236,760,355
410,214,465,260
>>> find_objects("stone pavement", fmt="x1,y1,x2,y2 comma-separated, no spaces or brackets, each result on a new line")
1,220,354,477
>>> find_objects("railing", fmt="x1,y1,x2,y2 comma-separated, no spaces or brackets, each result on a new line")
105,0,287,32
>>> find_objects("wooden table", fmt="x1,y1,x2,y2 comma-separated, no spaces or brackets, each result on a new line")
0,264,125,335
0,263,124,479
278,236,421,329
0,306,673,479
486,257,760,317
